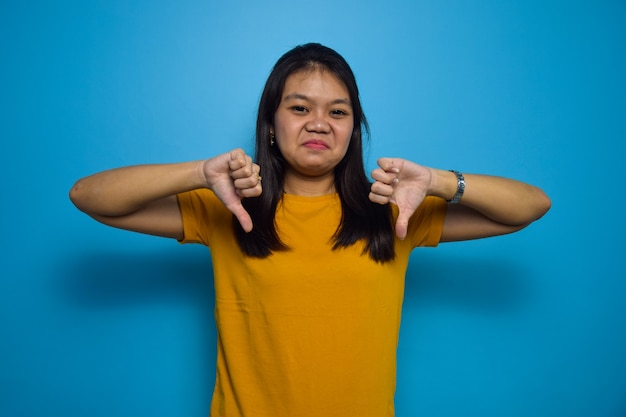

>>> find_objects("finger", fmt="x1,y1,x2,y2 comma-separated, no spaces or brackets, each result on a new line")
238,188,262,198
369,191,390,205
229,148,245,166
377,157,401,174
370,167,398,185
229,150,252,177
233,165,262,190
233,175,259,189
231,158,253,178
370,181,394,197
236,181,263,198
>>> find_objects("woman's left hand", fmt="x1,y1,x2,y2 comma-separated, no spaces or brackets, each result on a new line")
369,158,433,240
370,157,552,243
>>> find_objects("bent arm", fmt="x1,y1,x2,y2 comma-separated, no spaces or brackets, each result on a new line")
69,161,207,240
428,170,551,242
69,149,263,240
370,159,551,241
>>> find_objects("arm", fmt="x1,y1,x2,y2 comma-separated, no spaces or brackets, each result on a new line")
369,158,551,241
69,149,262,239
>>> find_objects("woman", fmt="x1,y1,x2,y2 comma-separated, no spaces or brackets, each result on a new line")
70,43,550,417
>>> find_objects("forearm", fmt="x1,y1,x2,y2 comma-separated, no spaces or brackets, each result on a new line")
69,161,207,217
429,169,551,226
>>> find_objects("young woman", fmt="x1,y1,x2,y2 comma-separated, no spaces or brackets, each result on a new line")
70,43,550,417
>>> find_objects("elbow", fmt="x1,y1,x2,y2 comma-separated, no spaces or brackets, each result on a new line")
534,190,552,221
69,178,92,214
521,190,551,226
507,189,551,228
69,180,83,210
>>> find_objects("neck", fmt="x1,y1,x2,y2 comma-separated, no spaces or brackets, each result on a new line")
283,170,336,196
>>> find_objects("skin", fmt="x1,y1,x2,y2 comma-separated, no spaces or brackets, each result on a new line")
370,159,551,240
272,68,354,196
69,152,261,240
69,69,551,242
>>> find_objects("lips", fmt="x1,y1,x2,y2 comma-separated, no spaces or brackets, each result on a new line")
302,139,329,150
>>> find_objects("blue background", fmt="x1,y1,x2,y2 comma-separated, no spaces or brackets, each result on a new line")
1,1,625,416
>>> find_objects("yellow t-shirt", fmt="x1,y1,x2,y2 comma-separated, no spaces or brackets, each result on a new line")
177,190,446,417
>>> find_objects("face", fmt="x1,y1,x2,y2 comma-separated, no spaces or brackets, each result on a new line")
272,68,354,180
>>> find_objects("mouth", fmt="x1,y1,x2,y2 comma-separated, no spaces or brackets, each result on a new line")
302,139,329,150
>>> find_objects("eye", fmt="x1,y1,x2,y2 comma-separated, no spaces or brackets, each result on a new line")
330,109,349,117
290,105,308,113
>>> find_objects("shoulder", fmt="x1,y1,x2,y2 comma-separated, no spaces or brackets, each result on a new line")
390,196,447,221
178,188,226,214
177,189,232,244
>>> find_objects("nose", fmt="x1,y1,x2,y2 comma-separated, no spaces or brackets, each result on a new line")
305,112,330,133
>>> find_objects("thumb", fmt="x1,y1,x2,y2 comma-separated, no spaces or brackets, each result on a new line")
227,201,254,233
395,209,410,240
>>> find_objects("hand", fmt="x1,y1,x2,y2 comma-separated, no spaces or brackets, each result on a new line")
369,158,433,240
202,149,262,232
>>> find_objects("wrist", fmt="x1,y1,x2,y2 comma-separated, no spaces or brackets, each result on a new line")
429,169,460,201
195,159,214,189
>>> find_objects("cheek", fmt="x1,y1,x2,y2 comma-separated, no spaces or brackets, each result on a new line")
274,115,295,140
340,125,354,146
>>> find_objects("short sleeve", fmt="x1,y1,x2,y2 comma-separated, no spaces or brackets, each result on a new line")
404,196,448,247
177,188,229,246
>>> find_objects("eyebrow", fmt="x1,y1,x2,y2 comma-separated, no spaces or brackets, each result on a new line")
283,93,352,107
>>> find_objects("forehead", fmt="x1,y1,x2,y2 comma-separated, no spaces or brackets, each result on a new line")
282,68,350,99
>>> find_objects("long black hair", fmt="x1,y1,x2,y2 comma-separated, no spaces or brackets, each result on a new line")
234,43,395,263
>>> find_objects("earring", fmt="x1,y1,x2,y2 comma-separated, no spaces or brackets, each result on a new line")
270,131,275,146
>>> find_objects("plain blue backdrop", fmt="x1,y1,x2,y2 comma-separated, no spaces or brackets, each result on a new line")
1,1,625,416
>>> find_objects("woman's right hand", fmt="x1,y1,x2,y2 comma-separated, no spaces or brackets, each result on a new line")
70,148,262,239
202,148,262,232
